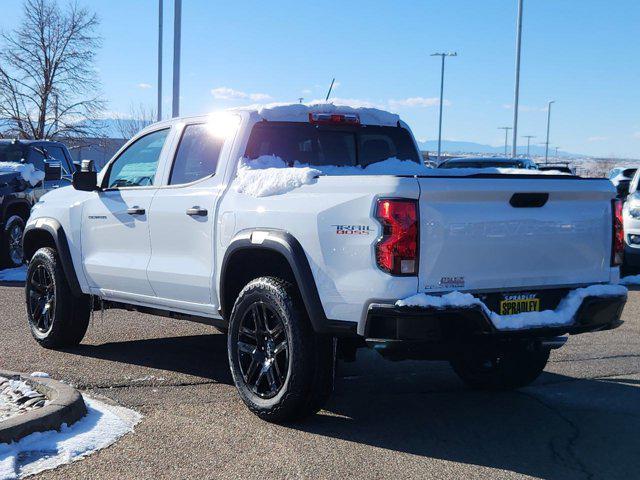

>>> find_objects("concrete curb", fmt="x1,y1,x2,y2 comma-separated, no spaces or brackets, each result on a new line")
0,370,87,444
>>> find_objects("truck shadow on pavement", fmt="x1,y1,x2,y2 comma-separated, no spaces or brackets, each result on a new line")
72,334,234,385
297,350,640,480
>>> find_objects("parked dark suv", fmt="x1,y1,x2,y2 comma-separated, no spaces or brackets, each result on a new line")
0,139,75,267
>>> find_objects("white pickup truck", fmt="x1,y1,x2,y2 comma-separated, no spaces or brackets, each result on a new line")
23,104,627,422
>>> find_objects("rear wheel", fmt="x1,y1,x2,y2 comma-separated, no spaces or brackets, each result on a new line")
228,276,334,423
2,215,25,268
450,344,550,390
25,247,91,348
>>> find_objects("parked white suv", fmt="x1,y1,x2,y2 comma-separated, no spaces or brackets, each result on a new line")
23,104,628,422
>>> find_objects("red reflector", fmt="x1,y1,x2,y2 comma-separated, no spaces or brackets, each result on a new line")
375,199,418,275
612,199,624,266
308,112,360,125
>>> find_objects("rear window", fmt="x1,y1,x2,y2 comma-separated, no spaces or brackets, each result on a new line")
0,144,26,163
244,122,419,167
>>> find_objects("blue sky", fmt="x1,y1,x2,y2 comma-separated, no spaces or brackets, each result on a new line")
2,0,639,157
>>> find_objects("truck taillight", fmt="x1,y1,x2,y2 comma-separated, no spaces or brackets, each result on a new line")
612,199,624,266
375,199,418,275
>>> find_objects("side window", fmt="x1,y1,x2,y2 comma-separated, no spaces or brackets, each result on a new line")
45,146,73,175
169,124,224,185
106,129,169,188
27,147,46,172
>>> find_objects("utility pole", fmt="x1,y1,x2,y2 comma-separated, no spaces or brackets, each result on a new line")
499,127,512,156
544,100,555,164
298,97,304,104
431,52,457,162
555,146,559,159
511,0,524,158
172,0,182,118
522,135,535,156
157,0,163,121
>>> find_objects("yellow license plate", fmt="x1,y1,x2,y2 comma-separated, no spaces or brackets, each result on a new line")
499,298,540,315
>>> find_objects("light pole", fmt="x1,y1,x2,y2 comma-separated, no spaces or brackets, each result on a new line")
511,0,524,158
172,0,182,118
431,52,457,162
499,127,512,156
522,135,535,156
555,146,559,159
157,0,163,121
544,100,555,164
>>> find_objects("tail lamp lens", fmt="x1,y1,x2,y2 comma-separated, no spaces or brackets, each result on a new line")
375,199,418,275
612,199,624,266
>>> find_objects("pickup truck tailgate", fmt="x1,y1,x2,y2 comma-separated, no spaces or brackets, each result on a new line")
416,176,615,292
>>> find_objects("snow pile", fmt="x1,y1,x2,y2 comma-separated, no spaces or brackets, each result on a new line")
234,156,321,197
396,284,627,331
0,266,27,283
254,102,400,127
0,397,141,479
29,373,50,379
620,275,640,286
0,162,45,187
234,154,575,197
0,377,46,423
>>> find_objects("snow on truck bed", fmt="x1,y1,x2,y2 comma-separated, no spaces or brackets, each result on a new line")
234,155,571,197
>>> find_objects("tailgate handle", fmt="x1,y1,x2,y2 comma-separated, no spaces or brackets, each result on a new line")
509,192,549,208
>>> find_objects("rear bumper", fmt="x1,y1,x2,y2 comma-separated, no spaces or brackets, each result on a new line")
624,245,640,268
365,293,627,343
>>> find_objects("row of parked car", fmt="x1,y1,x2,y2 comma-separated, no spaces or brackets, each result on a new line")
0,139,76,268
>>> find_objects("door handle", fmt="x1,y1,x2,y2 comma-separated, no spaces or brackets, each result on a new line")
127,206,146,215
186,206,208,217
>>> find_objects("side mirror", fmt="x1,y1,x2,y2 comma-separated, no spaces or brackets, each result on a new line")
72,159,99,192
44,160,62,181
616,180,630,199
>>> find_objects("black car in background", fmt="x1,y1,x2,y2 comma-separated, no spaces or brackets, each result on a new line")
0,139,75,268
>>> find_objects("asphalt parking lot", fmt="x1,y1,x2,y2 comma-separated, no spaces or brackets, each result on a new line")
1,283,640,480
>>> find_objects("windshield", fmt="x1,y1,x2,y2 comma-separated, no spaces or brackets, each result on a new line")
0,144,26,163
244,122,420,167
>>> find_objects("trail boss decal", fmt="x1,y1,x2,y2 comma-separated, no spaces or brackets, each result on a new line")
333,225,374,235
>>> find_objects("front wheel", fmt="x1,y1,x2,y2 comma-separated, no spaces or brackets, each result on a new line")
450,344,550,390
2,215,25,268
227,277,334,423
25,247,91,348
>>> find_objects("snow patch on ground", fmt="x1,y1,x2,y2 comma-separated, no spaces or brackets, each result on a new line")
29,373,49,379
0,377,45,423
0,163,45,187
0,266,26,283
620,275,640,286
0,397,141,479
397,284,627,331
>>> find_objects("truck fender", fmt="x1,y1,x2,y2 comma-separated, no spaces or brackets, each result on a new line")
22,218,83,297
220,229,355,336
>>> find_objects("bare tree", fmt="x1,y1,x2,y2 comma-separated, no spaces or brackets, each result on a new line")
0,0,104,140
115,103,156,140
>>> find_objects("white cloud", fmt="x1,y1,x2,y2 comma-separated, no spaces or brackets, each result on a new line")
137,83,152,89
389,97,449,108
211,86,272,101
301,89,312,95
587,136,609,142
633,132,640,139
311,97,384,109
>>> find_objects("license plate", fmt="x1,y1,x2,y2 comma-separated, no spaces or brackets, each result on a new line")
499,297,540,315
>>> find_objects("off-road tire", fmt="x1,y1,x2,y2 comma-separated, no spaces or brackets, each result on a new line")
2,215,26,268
25,247,91,348
227,276,334,423
450,344,550,390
